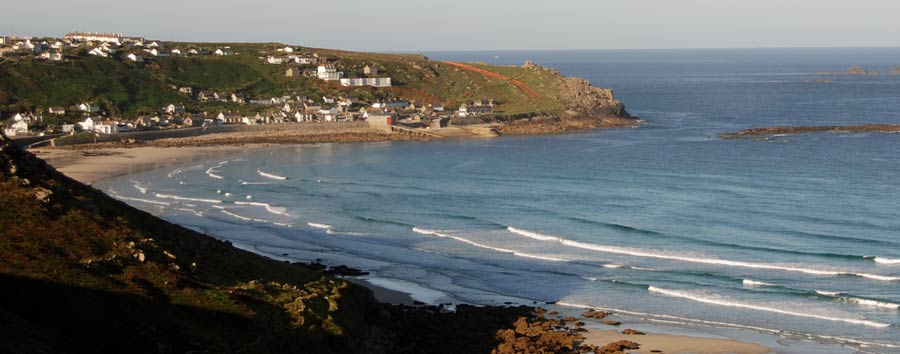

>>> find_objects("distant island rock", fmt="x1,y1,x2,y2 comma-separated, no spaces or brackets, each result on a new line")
718,124,900,140
840,66,878,75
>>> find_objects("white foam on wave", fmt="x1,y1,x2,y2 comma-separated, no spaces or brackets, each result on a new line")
602,264,625,269
258,169,288,180
155,193,221,204
326,229,369,236
213,205,272,224
815,290,842,296
556,301,781,334
130,180,149,194
109,192,171,206
241,181,271,185
176,208,203,217
363,276,449,305
412,227,566,262
742,279,775,287
647,286,891,328
506,227,900,281
873,257,900,265
847,298,900,310
207,173,224,180
308,222,333,230
557,301,900,350
234,201,290,216
814,291,900,310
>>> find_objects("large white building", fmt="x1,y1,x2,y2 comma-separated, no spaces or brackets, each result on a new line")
339,77,391,88
65,32,122,43
317,65,343,81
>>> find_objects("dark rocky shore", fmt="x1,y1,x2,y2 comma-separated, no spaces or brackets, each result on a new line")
717,124,900,139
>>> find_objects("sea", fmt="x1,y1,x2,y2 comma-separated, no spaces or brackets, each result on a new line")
96,48,900,352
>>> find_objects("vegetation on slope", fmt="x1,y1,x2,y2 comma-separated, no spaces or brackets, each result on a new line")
1,42,625,123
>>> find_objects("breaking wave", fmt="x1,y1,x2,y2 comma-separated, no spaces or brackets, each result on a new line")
506,227,900,281
647,286,891,328
234,201,290,216
742,279,775,287
154,193,221,204
412,227,566,262
258,169,288,180
873,257,900,265
308,222,333,229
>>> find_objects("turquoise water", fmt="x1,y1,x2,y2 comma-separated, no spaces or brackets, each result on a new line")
97,48,900,351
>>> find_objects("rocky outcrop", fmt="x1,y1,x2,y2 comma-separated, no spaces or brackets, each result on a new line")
718,124,900,139
557,77,632,119
840,66,877,75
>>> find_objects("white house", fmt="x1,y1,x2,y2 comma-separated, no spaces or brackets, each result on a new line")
126,53,143,62
93,124,116,134
214,48,233,56
282,46,294,53
9,120,28,134
171,48,182,56
148,41,159,48
88,47,108,57
78,117,94,131
61,124,75,133
40,50,63,61
363,64,378,75
317,65,343,81
266,56,284,64
78,103,101,113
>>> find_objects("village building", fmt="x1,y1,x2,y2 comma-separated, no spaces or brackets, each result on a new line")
363,64,378,75
47,107,66,115
317,65,343,81
77,117,94,131
65,32,122,43
77,103,101,113
214,48,233,56
457,103,493,117
339,77,391,87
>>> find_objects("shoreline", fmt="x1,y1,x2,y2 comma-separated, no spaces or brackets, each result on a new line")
31,145,267,184
31,138,845,354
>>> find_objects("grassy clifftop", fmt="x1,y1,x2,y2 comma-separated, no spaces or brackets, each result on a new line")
1,42,628,121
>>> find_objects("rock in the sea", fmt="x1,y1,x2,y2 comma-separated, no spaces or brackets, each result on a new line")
601,320,622,326
582,309,609,319
622,329,646,335
841,66,877,75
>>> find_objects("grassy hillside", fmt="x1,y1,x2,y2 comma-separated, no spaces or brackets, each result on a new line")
0,133,378,353
1,42,589,122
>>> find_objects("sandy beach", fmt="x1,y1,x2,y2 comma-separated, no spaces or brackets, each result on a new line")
584,329,771,354
31,146,263,184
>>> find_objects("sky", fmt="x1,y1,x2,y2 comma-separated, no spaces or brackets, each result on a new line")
4,0,900,52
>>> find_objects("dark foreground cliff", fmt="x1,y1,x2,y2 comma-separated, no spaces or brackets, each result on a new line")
0,132,622,354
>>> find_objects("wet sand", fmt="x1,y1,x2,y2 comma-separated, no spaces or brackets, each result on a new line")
584,329,772,354
31,146,261,184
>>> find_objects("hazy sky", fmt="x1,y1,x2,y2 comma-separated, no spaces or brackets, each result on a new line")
4,0,900,51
